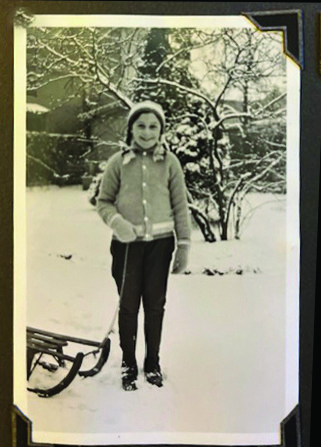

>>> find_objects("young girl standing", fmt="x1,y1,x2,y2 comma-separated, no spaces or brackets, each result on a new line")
97,101,191,391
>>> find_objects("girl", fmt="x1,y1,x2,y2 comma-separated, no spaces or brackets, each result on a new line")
97,101,191,391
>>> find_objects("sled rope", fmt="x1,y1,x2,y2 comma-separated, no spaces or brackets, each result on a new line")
27,244,130,393
28,352,44,378
70,243,129,360
99,243,130,348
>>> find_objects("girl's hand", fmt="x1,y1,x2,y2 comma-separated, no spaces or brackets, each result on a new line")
171,245,190,274
109,214,137,243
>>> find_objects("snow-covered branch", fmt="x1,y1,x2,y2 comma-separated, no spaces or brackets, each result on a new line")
155,33,222,75
90,32,133,109
95,64,133,109
131,77,217,111
27,154,62,176
225,172,251,227
214,112,253,128
261,140,286,149
38,41,79,67
131,77,285,132
254,93,287,115
242,152,285,193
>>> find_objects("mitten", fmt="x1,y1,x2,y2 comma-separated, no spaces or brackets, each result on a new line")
171,244,190,274
109,214,137,243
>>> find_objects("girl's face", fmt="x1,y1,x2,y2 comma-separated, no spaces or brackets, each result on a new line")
131,113,162,150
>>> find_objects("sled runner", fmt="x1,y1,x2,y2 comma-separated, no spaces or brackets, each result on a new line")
27,246,129,398
27,326,111,398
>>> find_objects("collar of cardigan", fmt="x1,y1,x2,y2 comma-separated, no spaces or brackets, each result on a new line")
121,141,166,165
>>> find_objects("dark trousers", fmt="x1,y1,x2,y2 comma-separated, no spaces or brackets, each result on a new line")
110,236,175,372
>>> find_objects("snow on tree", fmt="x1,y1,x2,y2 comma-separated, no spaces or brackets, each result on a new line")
26,27,145,184
132,27,287,241
27,26,287,241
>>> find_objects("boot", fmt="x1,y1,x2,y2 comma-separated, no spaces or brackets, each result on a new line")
121,361,138,391
145,365,163,388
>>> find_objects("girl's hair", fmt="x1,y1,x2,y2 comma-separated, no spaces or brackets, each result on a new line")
126,101,166,146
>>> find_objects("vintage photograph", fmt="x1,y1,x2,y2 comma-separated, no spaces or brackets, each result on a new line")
14,14,300,446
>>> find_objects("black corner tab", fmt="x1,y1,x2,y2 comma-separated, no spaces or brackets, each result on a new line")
280,405,302,447
243,10,304,69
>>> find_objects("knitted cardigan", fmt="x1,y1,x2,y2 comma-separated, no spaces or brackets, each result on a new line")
96,144,191,245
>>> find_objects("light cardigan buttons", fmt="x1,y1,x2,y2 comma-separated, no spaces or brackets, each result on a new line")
97,148,191,242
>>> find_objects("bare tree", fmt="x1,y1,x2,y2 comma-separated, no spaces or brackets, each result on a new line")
132,28,287,241
27,26,287,241
27,27,144,105
26,27,145,182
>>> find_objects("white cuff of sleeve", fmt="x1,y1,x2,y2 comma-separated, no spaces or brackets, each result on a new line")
177,240,191,247
108,213,121,226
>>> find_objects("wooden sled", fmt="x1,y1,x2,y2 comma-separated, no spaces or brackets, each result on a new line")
27,327,111,398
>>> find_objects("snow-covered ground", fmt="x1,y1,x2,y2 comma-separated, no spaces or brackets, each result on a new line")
24,185,289,445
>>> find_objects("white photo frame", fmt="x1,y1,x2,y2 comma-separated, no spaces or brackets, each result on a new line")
14,13,300,446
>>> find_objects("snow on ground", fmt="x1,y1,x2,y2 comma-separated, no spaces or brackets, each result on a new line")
25,185,288,443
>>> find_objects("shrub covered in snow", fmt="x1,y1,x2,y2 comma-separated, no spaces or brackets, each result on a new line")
27,131,88,186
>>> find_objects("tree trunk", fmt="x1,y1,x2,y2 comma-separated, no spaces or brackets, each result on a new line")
188,204,216,242
220,220,228,241
232,199,243,240
209,137,227,240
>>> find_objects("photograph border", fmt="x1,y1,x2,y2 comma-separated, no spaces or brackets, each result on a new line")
15,11,300,446
1,2,318,447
